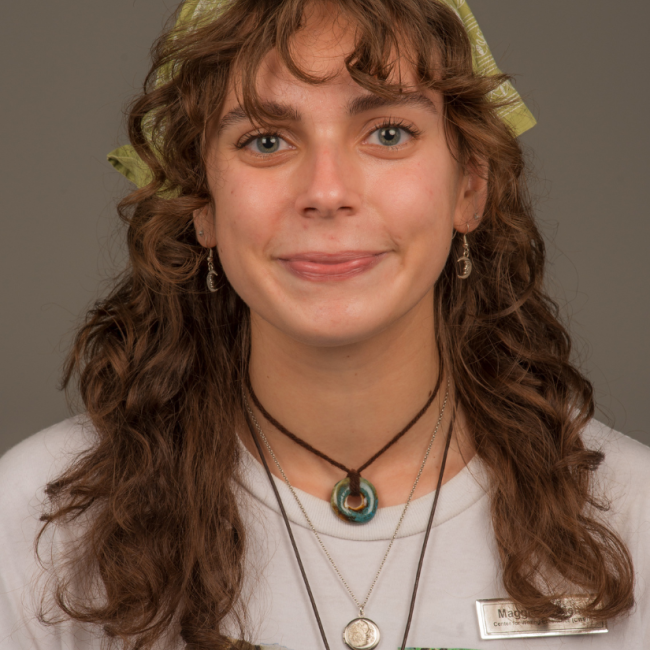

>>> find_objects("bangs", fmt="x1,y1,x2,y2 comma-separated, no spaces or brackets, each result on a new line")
229,0,469,127
152,0,477,140
244,0,478,130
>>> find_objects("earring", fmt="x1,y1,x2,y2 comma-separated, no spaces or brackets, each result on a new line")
198,230,204,237
206,248,219,293
455,228,473,280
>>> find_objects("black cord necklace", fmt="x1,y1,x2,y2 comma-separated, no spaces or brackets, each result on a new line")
245,372,442,524
244,396,455,650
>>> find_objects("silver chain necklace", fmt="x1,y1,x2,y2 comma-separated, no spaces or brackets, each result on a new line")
243,382,449,650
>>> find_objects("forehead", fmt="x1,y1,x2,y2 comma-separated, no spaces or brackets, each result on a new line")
223,2,421,110
264,3,360,81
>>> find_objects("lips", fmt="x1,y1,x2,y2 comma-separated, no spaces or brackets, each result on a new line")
278,251,387,281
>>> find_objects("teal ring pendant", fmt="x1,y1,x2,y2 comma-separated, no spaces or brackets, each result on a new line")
331,477,378,524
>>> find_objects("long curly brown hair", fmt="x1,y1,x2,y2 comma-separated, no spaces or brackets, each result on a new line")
38,0,634,648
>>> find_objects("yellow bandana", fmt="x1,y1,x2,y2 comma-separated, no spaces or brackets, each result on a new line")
108,0,536,189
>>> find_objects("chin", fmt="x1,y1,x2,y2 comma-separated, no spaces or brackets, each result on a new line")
243,269,434,349
273,307,401,348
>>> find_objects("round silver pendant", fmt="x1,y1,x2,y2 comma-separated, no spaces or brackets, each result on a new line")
343,617,381,650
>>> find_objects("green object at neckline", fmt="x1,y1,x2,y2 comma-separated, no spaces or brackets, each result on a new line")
331,476,379,523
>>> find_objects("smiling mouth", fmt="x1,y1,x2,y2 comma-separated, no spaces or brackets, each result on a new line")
278,251,388,281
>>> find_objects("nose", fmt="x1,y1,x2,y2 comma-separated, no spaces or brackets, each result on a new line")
294,144,362,219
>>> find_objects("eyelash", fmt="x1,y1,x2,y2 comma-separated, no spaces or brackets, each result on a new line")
234,118,422,153
367,118,422,143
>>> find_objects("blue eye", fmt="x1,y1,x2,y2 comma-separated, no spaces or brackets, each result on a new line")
244,134,291,154
367,124,413,147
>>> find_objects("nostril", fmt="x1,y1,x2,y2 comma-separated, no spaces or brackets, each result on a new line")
300,205,356,219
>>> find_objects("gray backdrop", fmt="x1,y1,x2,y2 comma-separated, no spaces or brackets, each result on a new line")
1,0,648,456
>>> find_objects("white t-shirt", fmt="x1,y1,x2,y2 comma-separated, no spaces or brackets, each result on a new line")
1,416,649,649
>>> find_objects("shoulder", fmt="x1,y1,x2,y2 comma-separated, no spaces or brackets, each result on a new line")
0,416,99,647
0,415,98,508
0,414,98,554
0,414,97,556
581,418,650,547
580,420,650,625
581,417,650,492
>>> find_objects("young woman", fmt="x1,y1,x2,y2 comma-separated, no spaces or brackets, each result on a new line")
1,0,649,649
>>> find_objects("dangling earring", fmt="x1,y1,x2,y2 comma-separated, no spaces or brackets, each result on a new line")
455,227,473,280
206,248,219,293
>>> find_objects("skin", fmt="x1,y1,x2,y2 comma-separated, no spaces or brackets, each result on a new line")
195,4,486,506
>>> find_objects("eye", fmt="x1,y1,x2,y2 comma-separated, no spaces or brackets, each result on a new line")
366,122,416,148
240,133,292,155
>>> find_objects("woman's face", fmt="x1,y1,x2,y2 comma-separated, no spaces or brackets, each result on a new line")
198,8,483,347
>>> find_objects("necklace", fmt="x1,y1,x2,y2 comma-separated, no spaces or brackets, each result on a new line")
243,382,450,650
245,373,442,524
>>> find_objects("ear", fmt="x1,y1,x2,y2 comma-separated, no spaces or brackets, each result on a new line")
452,161,488,235
193,204,217,248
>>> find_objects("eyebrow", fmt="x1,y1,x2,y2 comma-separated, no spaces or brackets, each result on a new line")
216,92,437,136
216,103,300,136
347,92,437,117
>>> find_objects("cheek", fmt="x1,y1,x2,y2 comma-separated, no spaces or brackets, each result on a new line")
371,156,457,255
213,165,287,263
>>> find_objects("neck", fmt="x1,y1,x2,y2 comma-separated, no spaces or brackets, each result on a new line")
243,289,472,505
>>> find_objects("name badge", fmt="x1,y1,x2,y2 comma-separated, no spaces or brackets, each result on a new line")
476,597,607,639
